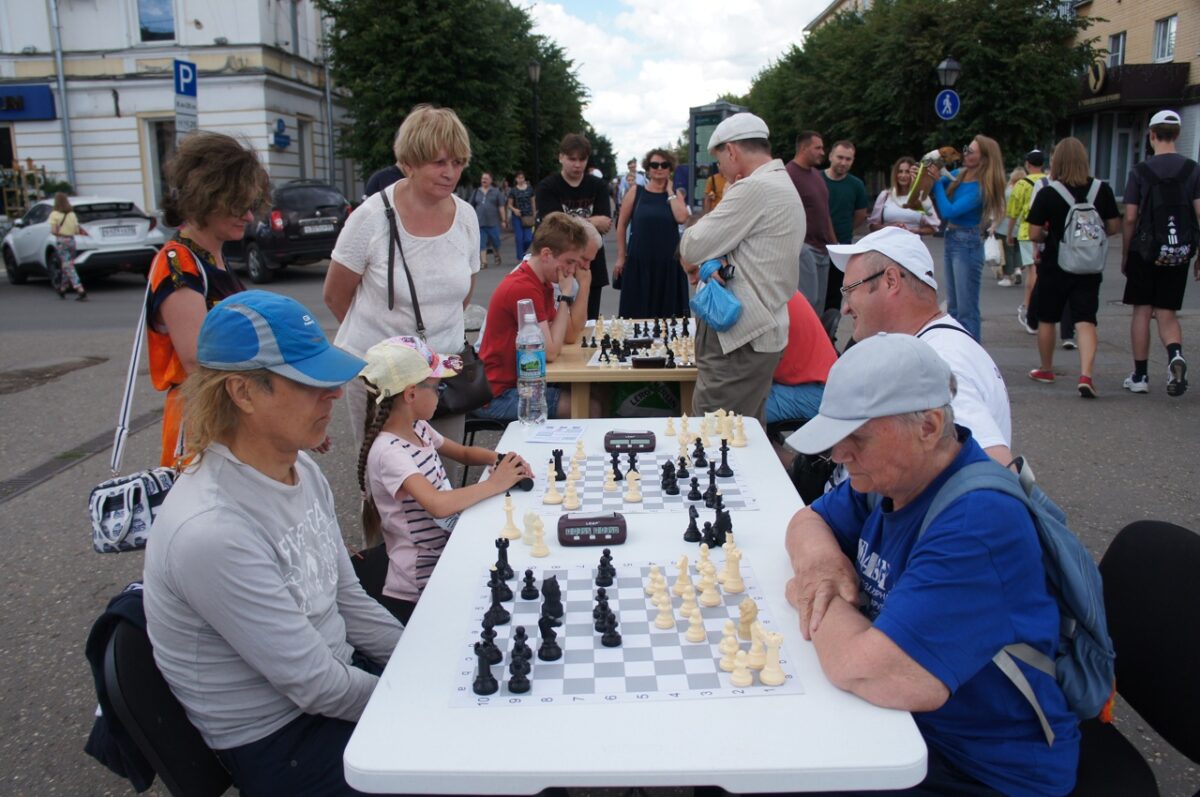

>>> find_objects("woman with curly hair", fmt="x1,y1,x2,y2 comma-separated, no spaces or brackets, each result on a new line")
613,148,691,318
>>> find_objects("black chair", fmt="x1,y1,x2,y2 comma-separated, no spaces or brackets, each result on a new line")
1069,520,1200,796
460,417,508,486
103,620,232,797
765,417,807,447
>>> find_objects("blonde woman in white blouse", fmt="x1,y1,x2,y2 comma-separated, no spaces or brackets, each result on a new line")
868,156,940,236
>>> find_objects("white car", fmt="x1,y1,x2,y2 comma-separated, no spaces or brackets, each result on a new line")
2,195,165,286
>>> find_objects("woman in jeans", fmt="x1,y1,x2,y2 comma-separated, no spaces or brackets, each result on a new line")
930,135,1006,341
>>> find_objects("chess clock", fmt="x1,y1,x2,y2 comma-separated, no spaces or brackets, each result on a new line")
557,512,628,546
603,430,656,454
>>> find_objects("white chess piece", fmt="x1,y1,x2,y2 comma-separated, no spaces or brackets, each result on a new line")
738,597,758,641
500,494,521,540
574,439,585,463
623,471,642,503
603,467,617,492
664,417,676,437
747,622,766,670
718,621,739,672
654,592,675,629
680,413,689,438
698,565,722,608
686,607,707,643
698,543,711,569
645,565,662,596
596,314,605,337
530,523,550,557
679,584,698,622
730,650,754,687
731,415,747,448
568,459,581,482
718,537,734,584
542,463,562,505
724,548,745,594
562,479,581,511
521,511,538,546
672,555,692,596
760,631,787,686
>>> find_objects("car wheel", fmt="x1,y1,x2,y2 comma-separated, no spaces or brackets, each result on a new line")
245,242,274,284
46,249,63,291
3,246,26,285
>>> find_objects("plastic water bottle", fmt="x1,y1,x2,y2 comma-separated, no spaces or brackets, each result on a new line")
515,304,547,425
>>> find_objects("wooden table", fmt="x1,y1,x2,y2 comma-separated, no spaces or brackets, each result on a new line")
547,341,697,419
344,418,926,794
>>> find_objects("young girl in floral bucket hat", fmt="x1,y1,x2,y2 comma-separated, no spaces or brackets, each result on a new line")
357,336,532,623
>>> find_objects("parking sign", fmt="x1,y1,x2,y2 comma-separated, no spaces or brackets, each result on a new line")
174,59,197,142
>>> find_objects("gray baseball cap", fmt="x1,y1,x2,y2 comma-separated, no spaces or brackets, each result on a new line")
785,333,953,454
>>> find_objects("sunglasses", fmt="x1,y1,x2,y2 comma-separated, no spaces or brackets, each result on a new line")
647,161,671,170
840,270,887,296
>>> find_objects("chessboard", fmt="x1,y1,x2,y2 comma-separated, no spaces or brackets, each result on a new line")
584,349,696,368
538,451,757,514
451,557,803,707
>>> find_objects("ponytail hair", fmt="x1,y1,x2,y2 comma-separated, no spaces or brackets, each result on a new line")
356,379,395,549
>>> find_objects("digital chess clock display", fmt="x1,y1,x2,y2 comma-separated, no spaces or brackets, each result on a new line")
557,512,627,546
603,430,656,453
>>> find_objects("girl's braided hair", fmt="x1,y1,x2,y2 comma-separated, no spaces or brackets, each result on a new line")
357,379,395,548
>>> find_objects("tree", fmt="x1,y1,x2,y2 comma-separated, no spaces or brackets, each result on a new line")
315,0,595,184
745,0,1099,174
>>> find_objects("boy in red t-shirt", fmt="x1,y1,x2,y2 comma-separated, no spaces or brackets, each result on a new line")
766,291,838,424
476,212,593,420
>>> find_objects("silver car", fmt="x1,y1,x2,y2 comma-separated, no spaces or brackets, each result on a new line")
2,196,165,286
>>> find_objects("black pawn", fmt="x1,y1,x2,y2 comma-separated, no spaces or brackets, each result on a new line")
537,616,562,661
581,336,589,348
595,566,612,588
593,599,611,631
590,335,598,348
520,569,538,600
666,348,676,369
702,520,718,549
511,625,532,662
593,588,608,618
610,451,624,481
676,456,689,480
600,614,622,647
687,477,702,501
495,538,514,581
683,512,702,543
472,643,498,695
716,441,734,478
693,439,708,468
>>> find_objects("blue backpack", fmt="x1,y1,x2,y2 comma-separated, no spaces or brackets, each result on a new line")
910,458,1115,745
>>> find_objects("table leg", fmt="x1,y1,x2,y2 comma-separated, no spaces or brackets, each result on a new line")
570,383,591,419
681,381,695,416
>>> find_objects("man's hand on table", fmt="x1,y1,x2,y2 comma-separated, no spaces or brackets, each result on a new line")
786,558,860,640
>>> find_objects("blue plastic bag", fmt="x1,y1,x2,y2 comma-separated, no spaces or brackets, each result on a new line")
689,259,741,332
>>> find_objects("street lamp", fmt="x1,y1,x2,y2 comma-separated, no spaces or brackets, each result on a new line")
936,57,961,88
528,59,541,184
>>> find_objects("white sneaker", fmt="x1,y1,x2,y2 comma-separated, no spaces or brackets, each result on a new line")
1062,339,1077,350
998,278,1014,287
1123,374,1150,394
1017,304,1027,327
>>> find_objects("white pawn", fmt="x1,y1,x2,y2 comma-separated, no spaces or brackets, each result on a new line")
679,584,698,622
500,493,521,540
623,471,642,503
686,607,707,643
522,511,539,546
596,314,605,337
731,415,747,448
672,555,692,596
718,537,735,584
680,414,690,439
568,459,581,482
603,467,617,492
697,543,712,575
698,565,722,608
530,522,550,557
747,622,766,670
724,548,746,594
664,416,676,437
678,439,689,464
645,565,662,596
542,463,562,505
654,592,675,630
718,620,739,672
562,479,581,511
760,631,787,686
574,439,586,463
730,650,754,687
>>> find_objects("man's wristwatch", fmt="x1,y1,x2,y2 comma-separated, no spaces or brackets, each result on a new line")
557,294,576,306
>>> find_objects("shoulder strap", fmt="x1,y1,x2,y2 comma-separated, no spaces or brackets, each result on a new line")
1049,180,1078,208
916,322,973,340
378,189,425,335
1021,176,1036,188
1085,179,1101,204
110,280,154,475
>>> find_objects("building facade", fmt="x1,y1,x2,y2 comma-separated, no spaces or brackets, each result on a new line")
1068,0,1196,199
0,0,362,216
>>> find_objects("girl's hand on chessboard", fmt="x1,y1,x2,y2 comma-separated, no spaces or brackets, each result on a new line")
492,452,533,492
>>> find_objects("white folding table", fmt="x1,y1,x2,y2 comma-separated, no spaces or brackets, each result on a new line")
345,417,926,794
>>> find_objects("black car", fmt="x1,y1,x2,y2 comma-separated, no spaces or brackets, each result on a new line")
224,180,352,283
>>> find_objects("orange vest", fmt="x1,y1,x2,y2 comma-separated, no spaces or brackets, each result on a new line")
145,241,206,392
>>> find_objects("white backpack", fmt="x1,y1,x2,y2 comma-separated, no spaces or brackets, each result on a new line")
1050,179,1107,274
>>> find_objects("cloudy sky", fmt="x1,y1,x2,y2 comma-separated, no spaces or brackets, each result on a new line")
528,0,830,165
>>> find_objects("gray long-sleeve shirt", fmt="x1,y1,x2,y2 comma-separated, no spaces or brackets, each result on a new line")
144,443,403,749
680,159,804,354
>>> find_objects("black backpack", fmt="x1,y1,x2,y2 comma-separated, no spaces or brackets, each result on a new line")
1133,159,1200,266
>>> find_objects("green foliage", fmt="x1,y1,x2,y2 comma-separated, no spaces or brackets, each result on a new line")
746,0,1099,173
315,0,596,183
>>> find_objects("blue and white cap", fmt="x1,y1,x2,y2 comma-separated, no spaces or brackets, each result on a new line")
197,290,366,387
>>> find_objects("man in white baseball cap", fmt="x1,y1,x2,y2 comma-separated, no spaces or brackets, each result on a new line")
828,226,1013,464
783,332,1079,797
679,112,804,422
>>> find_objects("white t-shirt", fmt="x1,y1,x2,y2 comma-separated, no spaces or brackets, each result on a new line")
332,188,479,357
918,316,1012,451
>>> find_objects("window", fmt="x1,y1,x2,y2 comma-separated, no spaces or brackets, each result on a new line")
0,126,12,170
138,0,175,43
1154,15,1177,62
1108,32,1125,68
146,119,177,210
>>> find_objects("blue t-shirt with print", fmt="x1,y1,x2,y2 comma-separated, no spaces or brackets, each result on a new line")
811,429,1079,797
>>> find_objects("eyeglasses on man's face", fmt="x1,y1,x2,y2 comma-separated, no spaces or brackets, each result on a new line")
840,270,887,297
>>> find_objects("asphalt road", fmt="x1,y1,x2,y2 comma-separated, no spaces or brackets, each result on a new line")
0,231,1196,796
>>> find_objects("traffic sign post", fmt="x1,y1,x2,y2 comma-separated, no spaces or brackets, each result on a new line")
174,59,197,143
934,89,960,121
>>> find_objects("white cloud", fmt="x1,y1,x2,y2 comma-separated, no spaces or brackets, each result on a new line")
530,0,827,165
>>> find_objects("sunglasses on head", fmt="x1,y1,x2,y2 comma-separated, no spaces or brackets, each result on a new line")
647,161,671,170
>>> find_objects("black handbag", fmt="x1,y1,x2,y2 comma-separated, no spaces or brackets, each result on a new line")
379,190,493,418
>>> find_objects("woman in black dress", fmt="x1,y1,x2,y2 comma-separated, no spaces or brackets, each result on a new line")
613,148,691,317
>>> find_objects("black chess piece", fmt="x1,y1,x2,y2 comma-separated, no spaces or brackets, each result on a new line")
681,316,690,337
713,511,728,547
716,440,733,478
702,520,718,549
609,451,623,481
580,336,588,348
537,616,562,661
590,335,597,348
507,668,531,694
704,472,718,509
478,617,502,665
472,642,498,695
599,551,616,578
511,625,533,661
552,449,567,482
683,509,702,543
693,439,708,468
600,614,622,647
626,452,638,473
493,570,514,602
666,348,676,369
520,569,539,600
592,588,608,619
633,322,642,337
540,575,564,619
676,456,689,480
687,477,702,501
593,599,611,631
495,538,514,580
652,319,662,339
595,566,612,588
484,576,511,625
663,475,680,496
